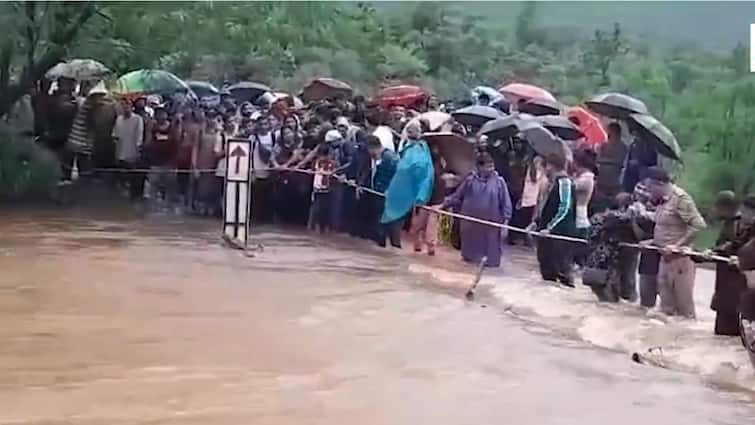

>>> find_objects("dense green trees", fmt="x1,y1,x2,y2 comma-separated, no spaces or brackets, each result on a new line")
0,1,753,207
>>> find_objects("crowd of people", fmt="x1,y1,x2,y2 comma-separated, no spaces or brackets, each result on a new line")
34,76,755,366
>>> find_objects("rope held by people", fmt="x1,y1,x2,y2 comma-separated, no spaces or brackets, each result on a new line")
83,165,735,265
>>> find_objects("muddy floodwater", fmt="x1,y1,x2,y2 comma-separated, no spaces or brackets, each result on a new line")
1,207,754,425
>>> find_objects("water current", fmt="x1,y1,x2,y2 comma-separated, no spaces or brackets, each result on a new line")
1,207,754,424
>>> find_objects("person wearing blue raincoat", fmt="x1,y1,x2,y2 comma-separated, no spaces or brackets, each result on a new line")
379,121,434,248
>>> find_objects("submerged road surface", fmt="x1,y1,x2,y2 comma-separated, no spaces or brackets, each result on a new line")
0,208,754,424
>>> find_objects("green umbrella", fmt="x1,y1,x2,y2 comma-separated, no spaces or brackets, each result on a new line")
585,92,649,119
628,113,682,161
112,69,190,96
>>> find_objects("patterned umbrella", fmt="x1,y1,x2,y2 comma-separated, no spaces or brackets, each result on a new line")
112,69,190,97
585,92,649,119
628,113,682,161
498,83,556,103
46,59,110,81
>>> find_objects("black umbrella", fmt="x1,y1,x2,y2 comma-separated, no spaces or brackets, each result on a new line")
186,80,219,99
518,97,562,116
534,115,585,141
628,113,682,161
517,120,570,161
585,92,649,119
228,81,272,103
451,105,504,128
477,115,527,142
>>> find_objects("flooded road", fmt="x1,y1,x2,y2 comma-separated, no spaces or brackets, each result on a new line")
1,208,754,424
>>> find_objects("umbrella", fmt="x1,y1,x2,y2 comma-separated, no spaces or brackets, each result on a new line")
518,97,562,116
477,115,528,142
585,92,649,118
228,81,272,104
517,121,570,161
424,132,477,176
451,105,504,128
401,111,453,139
301,77,353,102
627,113,682,161
567,106,607,147
499,83,556,103
375,84,428,109
186,81,219,99
534,115,585,141
112,69,190,97
490,97,511,114
46,59,110,81
471,86,504,105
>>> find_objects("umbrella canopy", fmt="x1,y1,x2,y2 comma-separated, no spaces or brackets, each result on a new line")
585,92,649,119
517,121,570,161
499,83,556,103
302,77,353,102
477,115,527,142
46,59,110,81
627,113,682,161
186,81,219,99
451,105,504,128
518,97,562,116
567,106,607,147
490,97,511,114
260,92,305,109
423,132,477,176
471,86,504,105
228,81,272,104
112,69,190,97
534,115,585,141
375,84,428,109
401,111,453,139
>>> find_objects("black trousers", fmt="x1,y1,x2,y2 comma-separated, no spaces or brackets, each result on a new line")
536,237,574,285
251,178,274,224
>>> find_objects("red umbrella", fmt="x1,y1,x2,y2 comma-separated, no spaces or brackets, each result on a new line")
375,85,428,109
498,83,556,103
567,106,607,147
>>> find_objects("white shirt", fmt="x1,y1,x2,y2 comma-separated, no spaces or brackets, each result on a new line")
112,114,143,162
372,126,395,152
252,132,274,179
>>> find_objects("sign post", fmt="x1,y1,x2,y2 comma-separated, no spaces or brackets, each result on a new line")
223,137,253,247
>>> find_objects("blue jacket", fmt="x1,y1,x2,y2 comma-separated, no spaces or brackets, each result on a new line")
380,139,434,224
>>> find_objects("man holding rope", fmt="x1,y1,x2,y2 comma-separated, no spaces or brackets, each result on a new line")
645,167,707,319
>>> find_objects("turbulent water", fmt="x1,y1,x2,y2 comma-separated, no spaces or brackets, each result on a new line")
1,207,754,424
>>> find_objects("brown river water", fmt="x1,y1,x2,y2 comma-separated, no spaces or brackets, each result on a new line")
1,206,754,424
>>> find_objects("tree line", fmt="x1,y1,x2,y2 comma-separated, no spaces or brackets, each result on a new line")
1,1,754,209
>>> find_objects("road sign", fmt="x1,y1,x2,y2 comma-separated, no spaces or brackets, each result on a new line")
226,140,250,182
223,138,252,246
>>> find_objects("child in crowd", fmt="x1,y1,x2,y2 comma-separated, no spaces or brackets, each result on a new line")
309,144,336,234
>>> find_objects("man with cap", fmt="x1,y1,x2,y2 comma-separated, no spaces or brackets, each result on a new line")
645,166,706,319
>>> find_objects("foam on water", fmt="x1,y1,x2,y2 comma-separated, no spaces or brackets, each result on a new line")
408,251,755,393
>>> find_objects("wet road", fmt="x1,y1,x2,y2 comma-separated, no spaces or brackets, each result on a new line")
1,209,754,424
